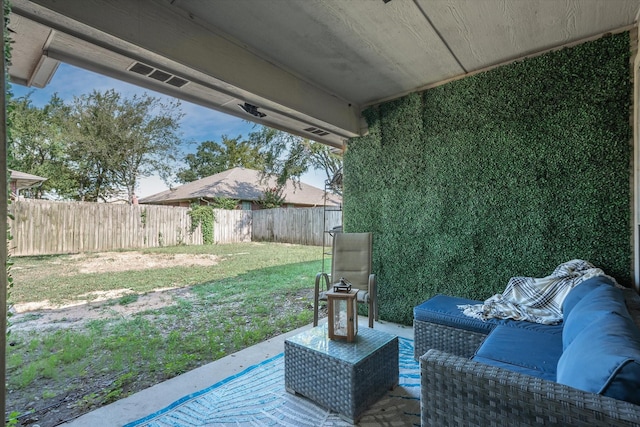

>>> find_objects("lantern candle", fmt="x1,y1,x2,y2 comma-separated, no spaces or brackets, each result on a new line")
326,289,358,342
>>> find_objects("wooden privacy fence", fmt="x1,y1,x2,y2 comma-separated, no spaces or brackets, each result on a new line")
9,199,203,256
212,209,252,243
251,207,342,246
9,201,341,256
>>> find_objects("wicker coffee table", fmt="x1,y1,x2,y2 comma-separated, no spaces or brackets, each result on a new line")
284,325,399,423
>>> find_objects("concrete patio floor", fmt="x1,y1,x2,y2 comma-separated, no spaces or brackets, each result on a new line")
61,317,413,426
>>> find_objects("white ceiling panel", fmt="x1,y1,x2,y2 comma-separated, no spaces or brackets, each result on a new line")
178,0,464,105
7,0,640,147
421,0,640,73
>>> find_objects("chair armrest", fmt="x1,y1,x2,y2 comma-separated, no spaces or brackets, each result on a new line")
420,349,640,426
315,272,330,293
313,272,330,326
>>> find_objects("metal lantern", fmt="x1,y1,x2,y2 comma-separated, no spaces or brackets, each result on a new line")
326,288,358,342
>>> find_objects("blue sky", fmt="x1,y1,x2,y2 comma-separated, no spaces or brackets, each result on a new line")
11,63,327,197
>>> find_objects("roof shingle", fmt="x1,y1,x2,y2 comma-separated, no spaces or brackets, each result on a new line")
139,167,341,207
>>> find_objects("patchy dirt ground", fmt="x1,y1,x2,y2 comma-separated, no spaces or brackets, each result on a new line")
7,251,320,426
10,251,220,332
10,286,192,334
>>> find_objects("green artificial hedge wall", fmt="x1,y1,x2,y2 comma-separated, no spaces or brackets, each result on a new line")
344,32,633,325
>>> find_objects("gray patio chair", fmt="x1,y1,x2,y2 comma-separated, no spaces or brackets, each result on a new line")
313,232,377,328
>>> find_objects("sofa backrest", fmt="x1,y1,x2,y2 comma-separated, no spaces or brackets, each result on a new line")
561,275,617,316
562,283,628,350
558,279,640,406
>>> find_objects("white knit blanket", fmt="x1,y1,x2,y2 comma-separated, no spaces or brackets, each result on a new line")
458,259,611,325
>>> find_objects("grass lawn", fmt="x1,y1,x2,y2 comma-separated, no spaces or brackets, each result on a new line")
6,242,324,426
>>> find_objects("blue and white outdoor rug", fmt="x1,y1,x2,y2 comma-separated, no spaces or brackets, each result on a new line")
125,337,420,426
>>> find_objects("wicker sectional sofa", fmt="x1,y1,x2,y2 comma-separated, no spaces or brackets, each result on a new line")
414,276,640,426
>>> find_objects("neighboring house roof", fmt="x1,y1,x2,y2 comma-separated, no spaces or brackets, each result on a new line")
10,169,47,191
139,167,342,207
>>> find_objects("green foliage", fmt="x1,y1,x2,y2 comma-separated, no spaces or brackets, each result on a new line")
308,142,343,195
258,186,285,209
67,89,184,202
6,411,19,427
118,294,139,306
248,126,342,192
208,197,239,210
3,1,11,75
188,204,215,244
345,33,633,325
8,89,184,201
7,94,75,198
5,0,14,330
176,136,264,183
249,127,307,189
6,8,16,424
103,372,135,404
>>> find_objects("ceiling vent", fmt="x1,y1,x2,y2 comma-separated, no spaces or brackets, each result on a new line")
304,126,330,137
129,62,153,75
128,62,189,88
166,76,189,88
148,69,172,82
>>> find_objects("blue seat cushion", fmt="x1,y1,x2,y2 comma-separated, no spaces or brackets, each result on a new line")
562,284,628,350
561,275,617,317
414,295,494,333
557,312,640,405
414,294,563,335
472,326,562,381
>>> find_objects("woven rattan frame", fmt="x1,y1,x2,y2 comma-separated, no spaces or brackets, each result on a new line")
413,319,487,360
417,289,640,426
420,349,640,426
284,327,398,423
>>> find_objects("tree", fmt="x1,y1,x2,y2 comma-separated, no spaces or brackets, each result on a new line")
307,142,343,195
248,126,343,194
8,93,76,198
66,90,184,202
176,136,264,183
258,187,285,209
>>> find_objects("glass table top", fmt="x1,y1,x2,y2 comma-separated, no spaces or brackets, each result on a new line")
285,324,397,364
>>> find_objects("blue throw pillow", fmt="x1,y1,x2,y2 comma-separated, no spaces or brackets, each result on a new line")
557,312,640,405
562,283,628,350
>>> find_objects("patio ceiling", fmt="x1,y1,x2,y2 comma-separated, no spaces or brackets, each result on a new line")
7,0,640,149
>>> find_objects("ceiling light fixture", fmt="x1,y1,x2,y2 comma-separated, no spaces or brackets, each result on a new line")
238,102,266,118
